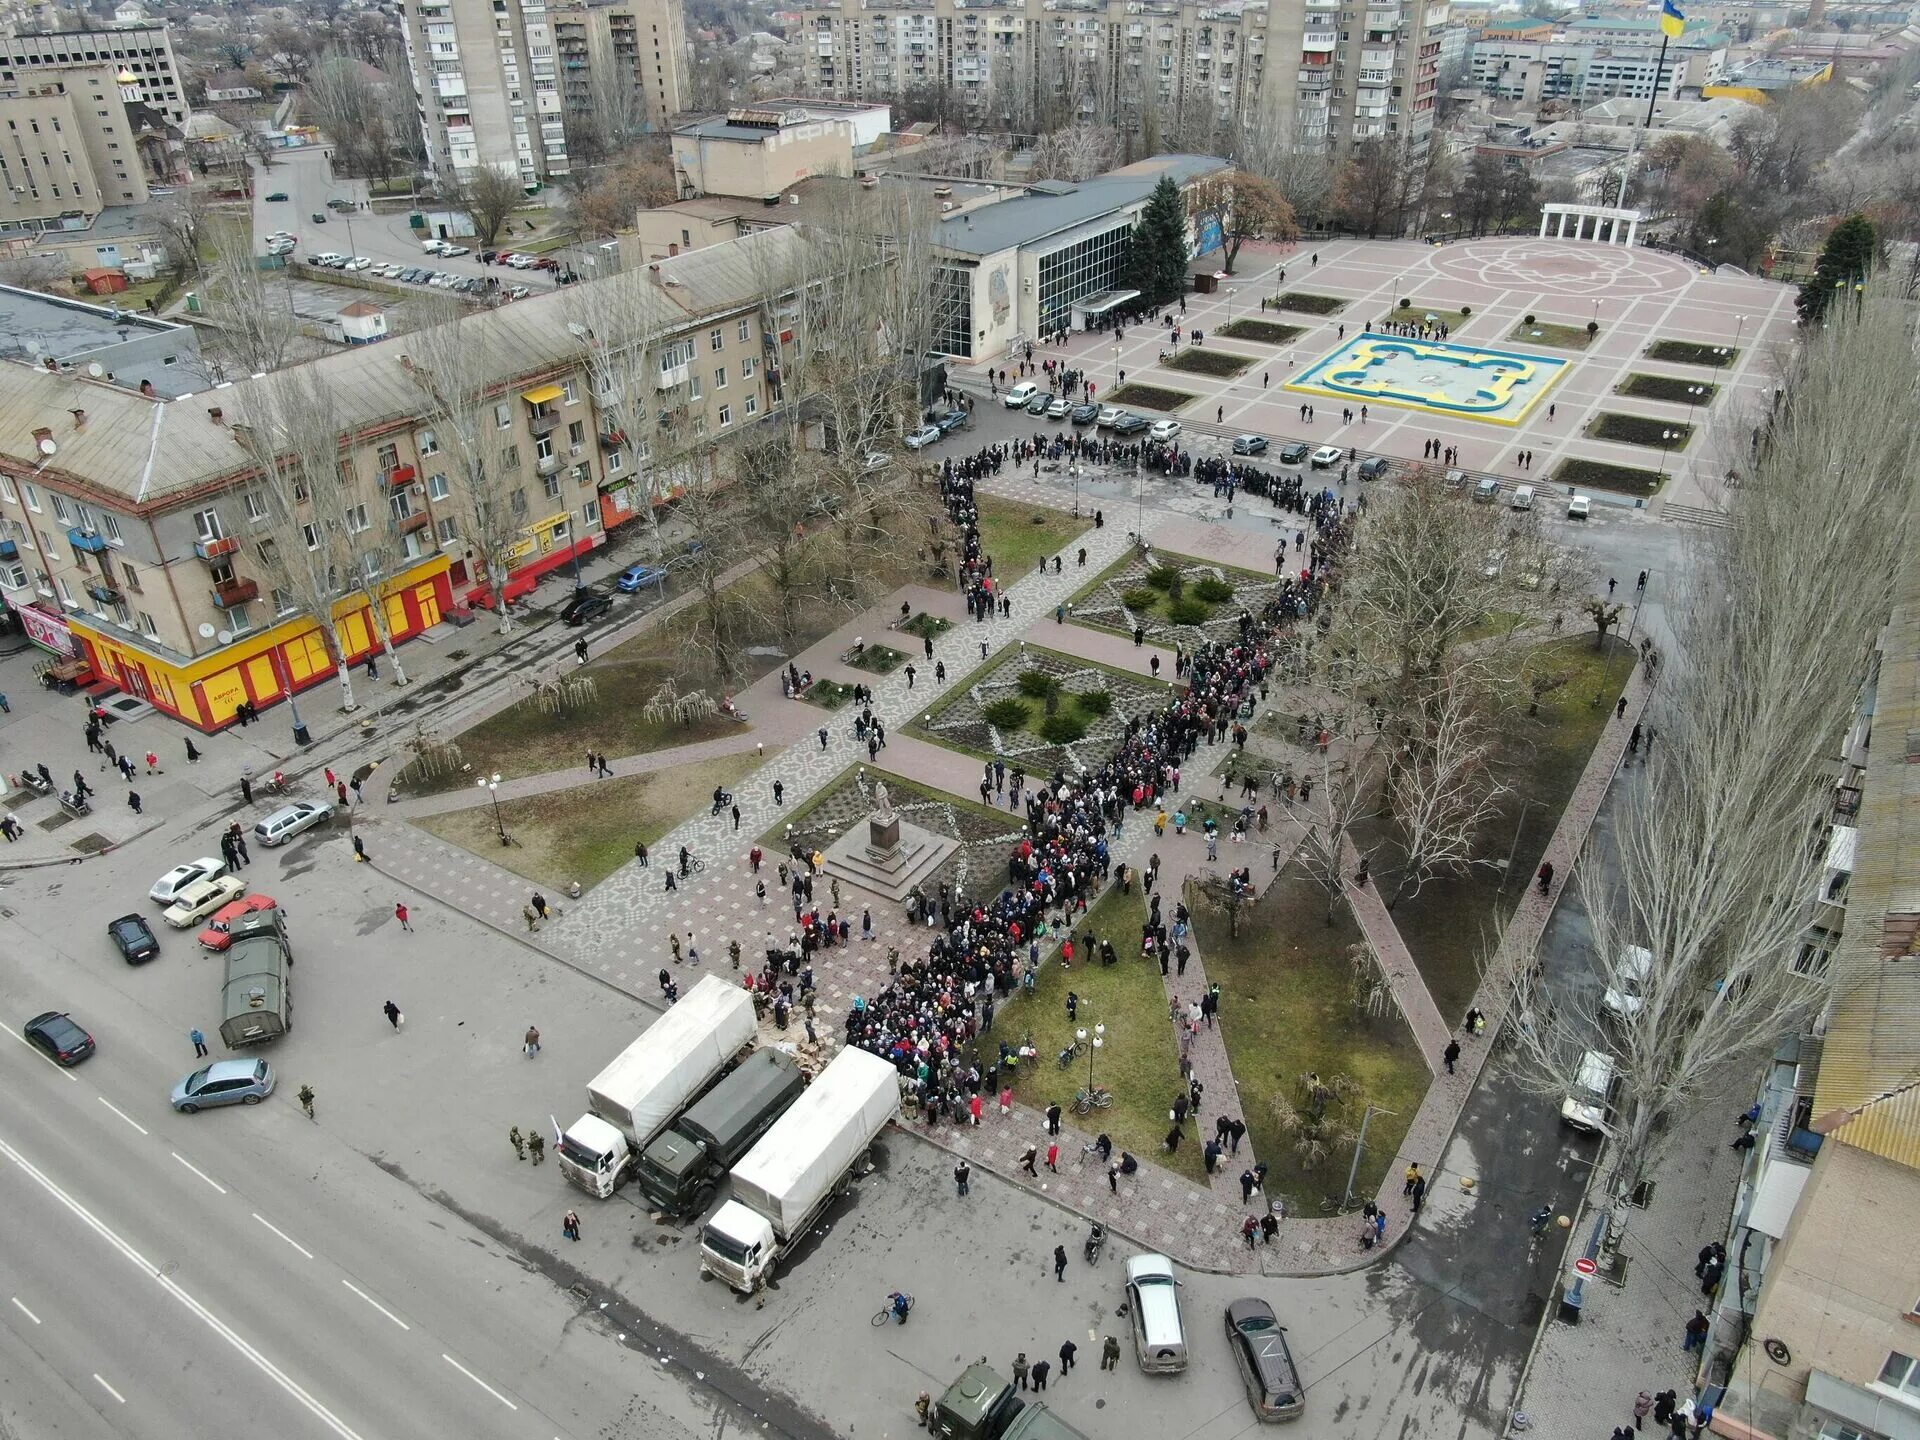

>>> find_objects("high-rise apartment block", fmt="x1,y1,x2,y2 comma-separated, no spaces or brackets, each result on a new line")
0,20,187,126
399,0,687,185
791,0,1445,159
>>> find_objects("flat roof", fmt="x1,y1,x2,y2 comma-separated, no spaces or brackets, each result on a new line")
0,283,178,355
935,153,1227,258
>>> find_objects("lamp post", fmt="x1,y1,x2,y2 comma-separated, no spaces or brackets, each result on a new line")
1081,1020,1106,1094
1731,313,1748,355
1683,383,1706,431
1070,458,1082,518
477,772,509,844
1657,427,1679,478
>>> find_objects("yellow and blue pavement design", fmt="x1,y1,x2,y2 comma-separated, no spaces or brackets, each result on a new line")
1284,332,1570,426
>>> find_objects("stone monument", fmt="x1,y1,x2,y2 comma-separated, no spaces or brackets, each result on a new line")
820,776,959,903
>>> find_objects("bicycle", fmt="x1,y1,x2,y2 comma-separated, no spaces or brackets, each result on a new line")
871,1292,914,1326
1073,1085,1113,1115
679,855,706,876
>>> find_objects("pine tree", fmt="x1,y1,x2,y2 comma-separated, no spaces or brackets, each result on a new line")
1125,177,1190,306
1797,212,1876,323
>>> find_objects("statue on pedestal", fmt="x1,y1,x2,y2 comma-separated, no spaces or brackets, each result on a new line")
873,779,894,820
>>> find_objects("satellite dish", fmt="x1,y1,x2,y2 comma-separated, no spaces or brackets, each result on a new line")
86,362,104,377
216,630,233,645
36,437,56,456
198,622,216,638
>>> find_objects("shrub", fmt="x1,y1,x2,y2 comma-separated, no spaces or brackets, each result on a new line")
984,697,1031,729
1524,313,1536,325
1077,689,1114,716
1145,566,1180,592
1167,598,1213,626
1121,585,1160,611
1398,297,1410,310
1039,711,1088,744
1587,320,1600,337
1192,576,1234,603
1017,670,1059,699
1168,569,1186,601
1461,305,1472,316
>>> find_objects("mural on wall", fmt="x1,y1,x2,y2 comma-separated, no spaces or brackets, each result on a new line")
988,264,1011,325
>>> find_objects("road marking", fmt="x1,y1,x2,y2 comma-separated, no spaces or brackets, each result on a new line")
0,1130,368,1440
7,1028,78,1080
10,1297,41,1324
95,1097,147,1135
171,1152,228,1194
253,1213,313,1260
442,1353,518,1410
93,1374,125,1404
341,1280,410,1330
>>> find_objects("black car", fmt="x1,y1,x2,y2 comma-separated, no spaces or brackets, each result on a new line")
479,250,498,264
1357,456,1391,481
1111,413,1150,436
108,913,160,964
1231,435,1269,456
24,1011,95,1066
1225,1298,1305,1421
1278,442,1311,465
560,590,614,626
1069,403,1100,425
934,410,969,435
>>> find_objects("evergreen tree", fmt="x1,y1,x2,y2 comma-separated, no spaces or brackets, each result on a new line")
1125,177,1190,305
1796,213,1876,323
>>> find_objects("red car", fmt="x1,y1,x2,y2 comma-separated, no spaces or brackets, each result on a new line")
197,894,278,950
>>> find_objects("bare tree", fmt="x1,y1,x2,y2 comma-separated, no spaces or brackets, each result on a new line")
308,50,392,186
1030,125,1122,183
1187,168,1299,272
0,253,71,294
453,167,526,247
153,190,217,286
203,223,298,381
1383,659,1510,907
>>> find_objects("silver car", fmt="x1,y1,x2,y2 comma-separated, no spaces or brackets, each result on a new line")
172,1058,276,1113
254,800,335,847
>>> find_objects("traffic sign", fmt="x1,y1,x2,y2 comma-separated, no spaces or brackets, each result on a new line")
1574,1256,1598,1276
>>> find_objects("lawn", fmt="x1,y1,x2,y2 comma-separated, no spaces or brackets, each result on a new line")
803,678,859,710
1010,884,1206,1181
1162,348,1254,378
1068,548,1269,645
1556,457,1665,498
1586,413,1693,450
1509,320,1596,350
974,493,1086,576
416,751,759,891
1389,302,1474,332
1106,383,1197,413
1190,867,1428,1207
907,642,1167,772
901,612,953,642
1647,339,1738,367
1219,319,1304,345
1276,291,1347,315
1617,374,1718,406
1347,635,1632,1022
847,642,907,675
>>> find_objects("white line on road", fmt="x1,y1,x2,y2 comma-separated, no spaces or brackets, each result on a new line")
10,1297,41,1324
341,1280,410,1330
253,1213,313,1260
172,1152,228,1194
93,1374,126,1404
0,1130,367,1440
7,1028,77,1080
95,1097,147,1135
442,1354,518,1411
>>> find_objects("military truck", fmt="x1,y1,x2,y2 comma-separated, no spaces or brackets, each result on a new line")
636,1048,806,1219
930,1365,1092,1440
218,906,292,1048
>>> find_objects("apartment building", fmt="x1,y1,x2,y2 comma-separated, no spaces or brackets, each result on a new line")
0,62,150,236
0,20,186,125
793,0,1445,160
0,229,801,732
399,0,685,185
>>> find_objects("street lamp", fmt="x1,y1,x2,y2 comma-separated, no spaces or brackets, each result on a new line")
1683,383,1707,430
1081,1020,1106,1093
477,772,509,844
1731,313,1748,354
1657,427,1679,478
1069,458,1082,517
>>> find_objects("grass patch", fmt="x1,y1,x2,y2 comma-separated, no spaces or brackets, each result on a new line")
1071,550,1257,636
907,641,1168,770
901,612,953,641
1647,338,1738,367
974,493,1085,576
847,642,907,675
1276,291,1347,316
1162,347,1254,378
1191,867,1427,1206
1555,457,1665,498
1219,318,1305,345
804,678,859,710
1385,303,1472,332
1586,413,1693,450
1617,374,1718,406
416,751,760,892
1348,636,1631,1022
1011,884,1205,1181
1509,320,1596,350
1105,383,1197,413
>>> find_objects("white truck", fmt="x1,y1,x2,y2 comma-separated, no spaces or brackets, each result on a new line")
556,976,757,1199
700,1046,900,1292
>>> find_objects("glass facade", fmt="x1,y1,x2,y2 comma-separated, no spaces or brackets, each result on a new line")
933,263,975,359
1037,223,1133,332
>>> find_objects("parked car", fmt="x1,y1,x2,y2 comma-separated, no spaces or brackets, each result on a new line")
1225,1298,1305,1421
615,563,666,594
442,244,470,257
107,912,160,964
325,198,351,212
172,1058,276,1113
1560,1047,1618,1133
255,801,333,847
24,1011,95,1066
1046,396,1072,419
1150,419,1182,442
1070,403,1100,425
1111,413,1150,436
1025,391,1052,415
151,857,227,905
1309,445,1343,469
862,452,892,472
197,894,278,951
1444,468,1468,490
264,191,289,202
1567,494,1592,519
507,254,536,270
904,424,941,450
1357,456,1390,481
343,256,372,271
311,212,326,224
422,238,448,255
1510,484,1536,511
534,257,558,271
1231,434,1268,456
1003,382,1039,409
479,250,499,264
1125,1254,1188,1372
934,410,969,435
506,284,531,300
1473,477,1501,504
1278,441,1311,465
560,590,614,626
1096,405,1123,427
1601,945,1654,1021
163,874,248,928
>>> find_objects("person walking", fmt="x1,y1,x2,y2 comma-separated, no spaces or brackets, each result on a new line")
1683,1310,1709,1351
1107,1162,1120,1194
954,1160,971,1197
524,1025,541,1057
1021,1144,1039,1177
1058,1340,1076,1374
190,1027,208,1058
1411,1174,1427,1214
1012,1352,1030,1390
383,1000,402,1029
510,1125,526,1160
395,902,412,932
298,1084,316,1119
1443,1039,1461,1074
1240,1168,1257,1203
1053,1244,1068,1282
562,1210,581,1241
1046,1141,1060,1172
1046,1101,1062,1136
1537,861,1555,896
528,1130,546,1165
1101,1335,1121,1370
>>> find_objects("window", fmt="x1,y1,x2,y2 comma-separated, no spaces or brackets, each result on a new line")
138,611,157,638
714,366,727,390
437,517,459,542
51,493,71,523
738,318,751,342
101,512,120,542
0,563,24,589
225,603,254,635
193,507,222,541
607,449,624,473
543,471,563,499
742,355,757,378
419,428,440,454
745,394,758,416
301,522,320,550
428,472,450,500
0,476,14,503
510,488,528,517
561,378,577,404
584,498,601,527
244,490,269,522
688,373,701,400
718,404,732,428
495,402,513,428
39,530,59,564
502,445,520,470
120,561,140,592
710,327,724,352
377,442,400,471
344,504,369,534
1878,1353,1920,1401
271,586,296,615
21,482,41,512
390,492,413,521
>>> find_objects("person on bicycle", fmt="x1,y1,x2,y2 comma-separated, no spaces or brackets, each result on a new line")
889,1291,913,1323
678,844,692,878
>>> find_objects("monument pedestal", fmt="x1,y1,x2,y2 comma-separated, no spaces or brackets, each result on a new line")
821,811,957,903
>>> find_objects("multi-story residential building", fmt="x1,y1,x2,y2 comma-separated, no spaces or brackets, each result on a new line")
0,228,802,732
399,0,686,186
0,62,151,236
0,20,187,125
792,0,1445,161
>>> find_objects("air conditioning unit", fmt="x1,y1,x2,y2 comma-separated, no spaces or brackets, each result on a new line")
409,482,426,497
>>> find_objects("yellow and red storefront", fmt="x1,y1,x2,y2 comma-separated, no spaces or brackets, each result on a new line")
73,554,454,733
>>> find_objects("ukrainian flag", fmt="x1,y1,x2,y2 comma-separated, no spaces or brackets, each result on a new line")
1660,0,1686,37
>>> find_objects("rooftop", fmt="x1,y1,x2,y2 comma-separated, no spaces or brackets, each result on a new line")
0,284,197,397
934,153,1228,257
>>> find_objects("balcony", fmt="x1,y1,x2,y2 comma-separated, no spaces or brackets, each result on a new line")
384,463,418,488
0,538,15,560
589,380,620,407
68,527,112,553
194,535,239,561
599,428,628,451
527,409,562,437
86,580,123,605
396,511,431,536
536,454,562,476
211,577,259,609
656,359,691,392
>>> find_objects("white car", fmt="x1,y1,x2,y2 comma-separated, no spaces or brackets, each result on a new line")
442,244,471,257
421,239,448,256
1096,406,1123,428
1046,396,1072,420
150,857,228,905
904,425,941,450
1567,494,1591,519
163,874,248,929
254,799,335,847
1602,945,1654,1021
862,452,892,472
1003,381,1039,409
1510,485,1536,512
1149,419,1182,443
1309,445,1343,469
343,256,372,271
507,254,535,270
506,284,531,300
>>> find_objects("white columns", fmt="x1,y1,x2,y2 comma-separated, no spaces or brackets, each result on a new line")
1540,211,1550,238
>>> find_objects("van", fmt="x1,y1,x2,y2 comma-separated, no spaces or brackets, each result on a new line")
1473,477,1500,504
1125,1253,1188,1372
1560,1048,1616,1133
1509,484,1535,511
1602,946,1653,1021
